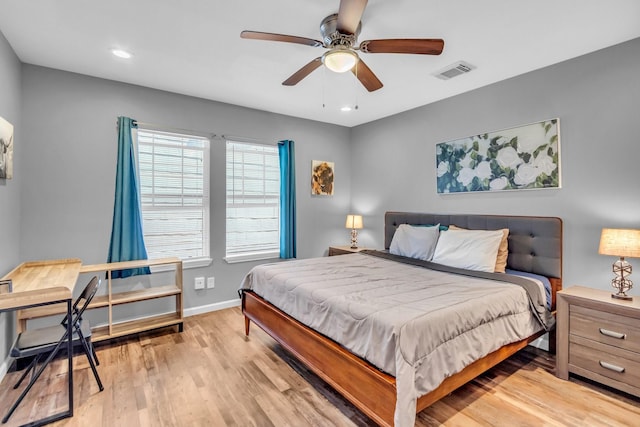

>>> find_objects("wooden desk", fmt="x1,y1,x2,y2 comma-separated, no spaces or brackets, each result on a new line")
1,259,82,426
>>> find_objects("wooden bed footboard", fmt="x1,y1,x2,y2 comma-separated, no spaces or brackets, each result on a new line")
243,290,397,426
242,290,546,426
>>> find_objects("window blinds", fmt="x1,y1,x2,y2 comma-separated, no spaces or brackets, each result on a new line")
226,140,280,258
137,129,210,260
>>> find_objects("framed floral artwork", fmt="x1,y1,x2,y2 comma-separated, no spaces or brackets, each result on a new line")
311,160,334,196
436,118,560,194
0,116,14,180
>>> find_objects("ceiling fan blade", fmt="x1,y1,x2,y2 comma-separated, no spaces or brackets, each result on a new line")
241,31,323,47
359,38,445,55
337,0,368,35
352,58,383,92
282,57,323,86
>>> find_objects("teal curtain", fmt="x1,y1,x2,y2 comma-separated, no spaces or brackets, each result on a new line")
278,140,296,259
107,117,150,278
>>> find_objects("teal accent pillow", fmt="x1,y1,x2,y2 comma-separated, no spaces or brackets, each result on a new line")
412,223,449,231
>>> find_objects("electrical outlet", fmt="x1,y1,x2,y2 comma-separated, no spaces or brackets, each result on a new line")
194,277,205,289
207,277,215,289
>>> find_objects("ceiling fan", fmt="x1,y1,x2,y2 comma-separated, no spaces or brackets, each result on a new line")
240,0,444,92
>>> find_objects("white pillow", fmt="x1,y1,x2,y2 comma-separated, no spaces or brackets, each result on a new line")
389,224,441,261
431,229,503,272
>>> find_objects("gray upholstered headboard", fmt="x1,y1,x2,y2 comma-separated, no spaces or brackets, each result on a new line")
384,212,563,282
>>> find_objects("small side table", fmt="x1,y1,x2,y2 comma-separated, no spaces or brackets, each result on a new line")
328,246,370,256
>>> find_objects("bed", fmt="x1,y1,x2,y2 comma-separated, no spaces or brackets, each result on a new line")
240,212,562,426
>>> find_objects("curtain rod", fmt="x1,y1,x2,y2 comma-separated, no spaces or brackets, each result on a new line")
222,134,277,145
115,118,216,139
116,119,276,144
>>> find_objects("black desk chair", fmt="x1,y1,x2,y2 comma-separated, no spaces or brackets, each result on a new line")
2,276,105,424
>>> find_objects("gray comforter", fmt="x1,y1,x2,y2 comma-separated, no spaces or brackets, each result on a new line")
240,252,551,427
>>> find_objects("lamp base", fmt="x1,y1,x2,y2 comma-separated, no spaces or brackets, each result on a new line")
350,228,358,250
610,258,633,301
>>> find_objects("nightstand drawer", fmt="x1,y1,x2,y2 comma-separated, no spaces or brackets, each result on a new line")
569,335,640,388
570,305,640,353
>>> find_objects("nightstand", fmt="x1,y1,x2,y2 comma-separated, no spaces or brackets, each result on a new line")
556,286,640,397
328,246,370,256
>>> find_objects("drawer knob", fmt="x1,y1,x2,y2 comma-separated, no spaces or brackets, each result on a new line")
599,328,626,339
599,360,625,373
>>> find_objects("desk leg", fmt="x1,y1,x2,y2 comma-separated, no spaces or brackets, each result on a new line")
27,300,74,425
66,298,74,418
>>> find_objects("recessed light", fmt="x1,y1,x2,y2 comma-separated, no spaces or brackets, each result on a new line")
111,49,132,59
341,106,352,112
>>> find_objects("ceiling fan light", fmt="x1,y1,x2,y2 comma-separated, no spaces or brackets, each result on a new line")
323,49,357,73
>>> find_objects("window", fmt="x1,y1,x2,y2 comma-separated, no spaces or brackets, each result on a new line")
226,140,280,262
137,128,210,265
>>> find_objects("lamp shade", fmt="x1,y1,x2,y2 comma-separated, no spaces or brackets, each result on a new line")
345,214,363,230
598,228,640,258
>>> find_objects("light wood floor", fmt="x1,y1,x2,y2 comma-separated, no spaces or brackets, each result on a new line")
1,307,639,427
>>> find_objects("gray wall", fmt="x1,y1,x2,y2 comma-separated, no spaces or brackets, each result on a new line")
0,31,21,373
18,65,352,315
351,37,640,292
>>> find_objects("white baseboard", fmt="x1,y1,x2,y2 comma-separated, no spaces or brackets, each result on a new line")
184,298,241,317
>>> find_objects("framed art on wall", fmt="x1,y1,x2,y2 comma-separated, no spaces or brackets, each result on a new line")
0,116,14,179
311,160,334,196
436,118,560,194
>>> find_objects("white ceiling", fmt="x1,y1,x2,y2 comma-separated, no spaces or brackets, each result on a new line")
1,1,639,128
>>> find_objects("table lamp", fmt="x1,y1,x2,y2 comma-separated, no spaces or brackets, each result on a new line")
345,214,363,249
598,228,640,300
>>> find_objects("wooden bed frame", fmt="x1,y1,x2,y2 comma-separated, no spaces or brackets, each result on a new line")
242,212,563,426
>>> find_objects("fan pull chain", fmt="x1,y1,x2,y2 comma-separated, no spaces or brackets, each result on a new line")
322,66,326,108
354,61,359,110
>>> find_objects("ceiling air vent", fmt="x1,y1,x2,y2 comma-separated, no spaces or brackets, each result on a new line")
433,61,476,80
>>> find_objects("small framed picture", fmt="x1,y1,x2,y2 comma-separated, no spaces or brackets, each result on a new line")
311,160,334,196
